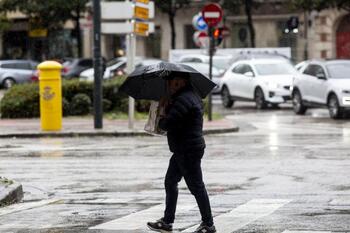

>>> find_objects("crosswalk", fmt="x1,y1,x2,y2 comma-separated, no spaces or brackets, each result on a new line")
0,198,335,232
90,198,292,232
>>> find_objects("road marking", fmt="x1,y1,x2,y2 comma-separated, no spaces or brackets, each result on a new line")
0,199,61,217
89,203,195,230
182,199,291,233
282,231,331,233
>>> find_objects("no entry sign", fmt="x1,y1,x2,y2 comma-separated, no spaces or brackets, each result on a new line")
202,3,223,27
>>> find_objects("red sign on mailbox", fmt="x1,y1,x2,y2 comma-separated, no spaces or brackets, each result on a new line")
201,3,223,27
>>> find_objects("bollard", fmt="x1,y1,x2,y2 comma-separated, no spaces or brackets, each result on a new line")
38,61,63,131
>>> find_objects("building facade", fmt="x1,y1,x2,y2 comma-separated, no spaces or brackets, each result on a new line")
1,1,350,62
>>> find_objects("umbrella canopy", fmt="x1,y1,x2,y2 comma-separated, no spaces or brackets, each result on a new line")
120,62,216,100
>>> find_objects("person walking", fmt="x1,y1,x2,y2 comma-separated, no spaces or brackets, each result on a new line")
147,77,216,233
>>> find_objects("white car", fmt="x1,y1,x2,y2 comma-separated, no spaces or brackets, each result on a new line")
292,59,350,119
80,57,162,82
179,62,225,93
220,57,296,109
178,54,233,72
79,57,131,81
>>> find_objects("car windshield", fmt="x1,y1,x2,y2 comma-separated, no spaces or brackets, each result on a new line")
213,58,232,70
326,62,350,79
254,62,295,75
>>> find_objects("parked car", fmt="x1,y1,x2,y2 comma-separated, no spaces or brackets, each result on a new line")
0,60,39,89
220,57,297,109
79,57,163,82
178,54,233,71
62,58,93,79
292,59,350,119
179,62,225,93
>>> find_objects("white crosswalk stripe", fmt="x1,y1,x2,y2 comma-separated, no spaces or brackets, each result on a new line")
182,199,291,233
89,203,196,231
282,231,331,233
89,198,291,232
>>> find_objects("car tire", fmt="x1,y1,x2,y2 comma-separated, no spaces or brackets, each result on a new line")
255,88,267,110
221,86,234,108
2,78,16,89
292,90,307,115
328,94,343,119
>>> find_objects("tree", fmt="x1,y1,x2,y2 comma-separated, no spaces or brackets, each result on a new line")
69,0,89,58
291,0,350,12
0,0,88,58
154,0,190,49
220,0,259,48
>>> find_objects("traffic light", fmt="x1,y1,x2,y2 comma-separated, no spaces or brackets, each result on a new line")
213,27,223,46
285,16,299,33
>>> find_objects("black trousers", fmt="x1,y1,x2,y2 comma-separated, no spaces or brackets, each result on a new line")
163,151,213,226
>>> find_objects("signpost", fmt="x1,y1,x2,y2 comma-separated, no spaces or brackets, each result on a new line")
202,3,223,122
96,0,154,129
93,0,103,129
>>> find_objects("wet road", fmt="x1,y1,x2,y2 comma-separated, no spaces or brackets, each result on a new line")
0,102,349,233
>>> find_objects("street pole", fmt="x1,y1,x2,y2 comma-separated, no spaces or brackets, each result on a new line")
208,26,213,121
93,0,103,129
126,32,136,129
304,11,309,60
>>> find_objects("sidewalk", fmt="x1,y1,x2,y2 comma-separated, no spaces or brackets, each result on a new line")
0,117,239,138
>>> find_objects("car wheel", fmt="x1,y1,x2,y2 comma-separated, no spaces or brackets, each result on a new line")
255,88,267,110
328,94,343,119
221,86,234,108
2,78,16,89
292,90,307,115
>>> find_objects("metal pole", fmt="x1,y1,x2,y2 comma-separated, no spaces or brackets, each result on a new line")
208,26,213,121
126,32,136,129
93,0,103,129
304,11,308,60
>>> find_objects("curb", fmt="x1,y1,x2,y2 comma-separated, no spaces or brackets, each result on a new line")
0,178,23,208
0,126,239,138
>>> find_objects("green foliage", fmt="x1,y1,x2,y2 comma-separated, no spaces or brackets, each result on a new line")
62,97,70,116
0,0,88,30
0,77,151,118
70,93,91,116
0,83,40,118
154,0,190,14
290,0,333,11
103,99,112,112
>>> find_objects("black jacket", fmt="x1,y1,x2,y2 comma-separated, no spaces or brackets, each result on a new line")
159,86,206,154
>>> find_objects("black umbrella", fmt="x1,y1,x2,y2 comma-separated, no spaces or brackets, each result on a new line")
119,62,216,100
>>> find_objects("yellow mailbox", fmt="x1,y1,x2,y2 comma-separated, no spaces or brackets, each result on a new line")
38,61,62,131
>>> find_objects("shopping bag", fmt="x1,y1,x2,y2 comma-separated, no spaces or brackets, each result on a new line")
144,101,167,136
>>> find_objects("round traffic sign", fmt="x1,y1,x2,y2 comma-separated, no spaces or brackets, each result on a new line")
192,13,208,31
193,31,209,48
201,3,223,27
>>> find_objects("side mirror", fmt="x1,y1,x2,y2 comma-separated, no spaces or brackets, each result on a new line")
244,71,254,77
316,73,326,80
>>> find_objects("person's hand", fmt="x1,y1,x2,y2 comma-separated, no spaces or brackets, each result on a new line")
159,97,170,118
159,96,170,108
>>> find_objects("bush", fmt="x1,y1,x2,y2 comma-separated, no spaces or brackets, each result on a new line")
0,76,153,118
0,84,40,118
103,98,112,112
70,94,92,116
62,97,70,116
